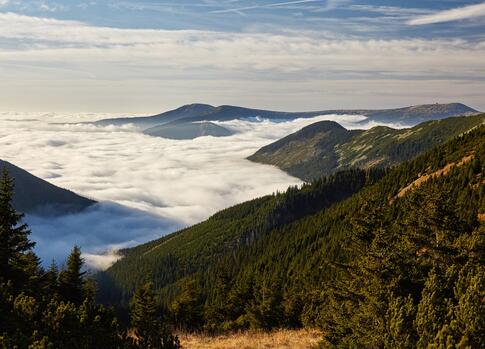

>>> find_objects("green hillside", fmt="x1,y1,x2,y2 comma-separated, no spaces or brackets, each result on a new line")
99,167,384,302
100,125,484,347
248,113,485,181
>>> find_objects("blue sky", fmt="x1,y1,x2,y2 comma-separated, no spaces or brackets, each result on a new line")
0,1,482,34
0,1,484,112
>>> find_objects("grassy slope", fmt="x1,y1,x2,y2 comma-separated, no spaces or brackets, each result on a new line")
178,329,321,349
249,113,485,181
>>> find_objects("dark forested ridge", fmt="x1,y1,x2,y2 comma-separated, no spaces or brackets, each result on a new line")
94,102,478,129
100,126,485,347
0,159,95,215
249,113,485,181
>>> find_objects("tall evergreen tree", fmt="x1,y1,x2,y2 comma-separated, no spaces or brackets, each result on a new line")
247,277,283,330
169,279,203,331
58,245,86,305
44,259,59,297
130,282,180,349
0,168,35,289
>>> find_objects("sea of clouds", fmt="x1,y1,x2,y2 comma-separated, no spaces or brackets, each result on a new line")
0,111,403,269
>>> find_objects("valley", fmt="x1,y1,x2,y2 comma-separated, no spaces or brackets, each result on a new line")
2,105,478,267
1,106,484,348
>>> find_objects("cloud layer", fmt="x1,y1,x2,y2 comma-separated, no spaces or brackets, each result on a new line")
0,111,400,269
26,203,177,270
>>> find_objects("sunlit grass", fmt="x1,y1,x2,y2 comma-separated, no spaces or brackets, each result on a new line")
178,329,321,349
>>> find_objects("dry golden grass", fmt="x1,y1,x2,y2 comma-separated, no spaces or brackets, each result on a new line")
178,329,321,349
395,153,474,199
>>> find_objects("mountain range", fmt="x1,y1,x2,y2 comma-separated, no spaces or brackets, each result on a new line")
94,102,478,132
248,113,485,181
0,160,95,215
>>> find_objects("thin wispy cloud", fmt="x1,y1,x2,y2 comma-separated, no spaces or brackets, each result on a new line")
350,5,432,17
408,2,485,25
0,10,484,111
211,0,325,14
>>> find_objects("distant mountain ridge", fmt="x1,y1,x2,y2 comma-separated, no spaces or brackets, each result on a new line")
94,103,478,129
0,160,96,215
94,103,216,128
248,113,485,181
143,121,233,140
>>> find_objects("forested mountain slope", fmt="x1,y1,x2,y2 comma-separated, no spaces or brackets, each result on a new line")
100,126,484,347
94,103,477,129
99,168,383,303
249,113,485,181
0,159,95,215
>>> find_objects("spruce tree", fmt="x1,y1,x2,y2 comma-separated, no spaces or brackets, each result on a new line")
247,277,283,330
58,245,86,305
130,282,180,349
0,168,35,288
44,260,59,297
169,279,203,331
17,251,43,296
131,283,158,340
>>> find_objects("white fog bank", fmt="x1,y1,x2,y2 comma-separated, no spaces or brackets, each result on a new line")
0,111,402,268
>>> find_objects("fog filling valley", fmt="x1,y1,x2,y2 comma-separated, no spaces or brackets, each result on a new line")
0,111,403,269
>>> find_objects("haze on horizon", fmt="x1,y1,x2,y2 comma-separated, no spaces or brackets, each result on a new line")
1,0,485,113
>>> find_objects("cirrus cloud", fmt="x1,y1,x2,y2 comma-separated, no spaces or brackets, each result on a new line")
408,2,485,25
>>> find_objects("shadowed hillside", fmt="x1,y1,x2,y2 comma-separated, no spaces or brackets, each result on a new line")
0,160,95,215
143,122,233,140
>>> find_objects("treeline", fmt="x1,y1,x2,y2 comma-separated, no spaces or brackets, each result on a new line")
0,171,180,348
100,126,484,347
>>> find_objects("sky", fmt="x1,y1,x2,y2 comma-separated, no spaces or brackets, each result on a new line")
0,0,484,112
